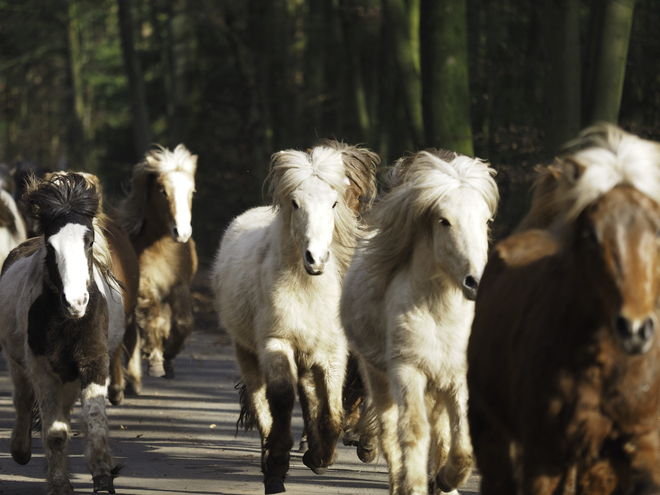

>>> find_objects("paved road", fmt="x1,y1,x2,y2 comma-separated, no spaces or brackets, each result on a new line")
0,281,480,495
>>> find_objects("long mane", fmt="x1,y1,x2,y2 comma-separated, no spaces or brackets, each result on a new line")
23,173,118,290
266,145,359,275
522,125,660,229
117,144,197,237
363,150,499,286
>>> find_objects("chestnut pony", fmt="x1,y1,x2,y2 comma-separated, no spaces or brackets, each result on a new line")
115,144,198,388
468,125,660,494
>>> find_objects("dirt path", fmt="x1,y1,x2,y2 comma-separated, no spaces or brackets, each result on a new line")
0,278,481,495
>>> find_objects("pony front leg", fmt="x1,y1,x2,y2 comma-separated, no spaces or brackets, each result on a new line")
435,381,473,493
135,288,170,377
8,358,35,466
80,362,117,494
162,283,195,379
392,365,430,495
261,339,297,495
30,359,73,495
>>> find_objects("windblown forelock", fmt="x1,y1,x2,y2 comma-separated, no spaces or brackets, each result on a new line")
23,173,99,235
559,125,660,220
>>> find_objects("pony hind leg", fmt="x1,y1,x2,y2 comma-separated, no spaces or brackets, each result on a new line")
162,283,194,379
108,345,125,406
123,316,142,395
434,382,474,493
8,358,35,465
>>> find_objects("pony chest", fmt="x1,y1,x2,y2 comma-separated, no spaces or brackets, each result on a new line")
27,286,109,383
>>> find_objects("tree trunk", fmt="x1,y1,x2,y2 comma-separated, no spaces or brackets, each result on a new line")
381,0,424,149
117,0,152,157
66,0,91,171
586,0,636,125
542,0,581,153
420,0,473,155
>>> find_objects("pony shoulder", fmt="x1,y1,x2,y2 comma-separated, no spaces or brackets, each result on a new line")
2,237,44,277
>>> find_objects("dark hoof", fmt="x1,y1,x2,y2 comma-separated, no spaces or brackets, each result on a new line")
264,479,286,494
11,449,31,465
108,388,124,406
302,450,327,475
93,474,116,493
297,439,308,453
163,361,175,380
357,445,377,463
434,474,453,494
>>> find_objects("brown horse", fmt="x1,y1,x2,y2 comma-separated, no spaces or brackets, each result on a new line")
467,126,660,495
116,144,198,388
45,171,140,406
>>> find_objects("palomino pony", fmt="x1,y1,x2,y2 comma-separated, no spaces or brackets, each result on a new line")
467,126,660,494
46,171,140,406
0,173,125,494
340,149,499,495
115,144,198,386
212,144,362,494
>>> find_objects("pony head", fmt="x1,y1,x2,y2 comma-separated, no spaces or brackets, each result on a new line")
367,150,499,300
267,146,355,275
120,144,197,242
557,125,660,354
24,173,99,318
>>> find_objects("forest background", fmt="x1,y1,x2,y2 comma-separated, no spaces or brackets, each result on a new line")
1,0,658,262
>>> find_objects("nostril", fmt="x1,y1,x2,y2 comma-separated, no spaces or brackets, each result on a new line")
320,251,330,264
305,250,315,266
82,291,89,306
173,227,179,238
463,275,479,291
641,317,656,341
615,315,633,338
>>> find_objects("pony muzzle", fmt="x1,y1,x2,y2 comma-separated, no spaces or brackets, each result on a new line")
303,248,330,275
62,290,89,318
171,223,192,243
614,313,656,355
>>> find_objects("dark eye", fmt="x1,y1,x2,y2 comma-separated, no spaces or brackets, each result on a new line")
291,200,299,209
160,188,167,197
440,218,451,226
332,201,338,209
581,226,598,244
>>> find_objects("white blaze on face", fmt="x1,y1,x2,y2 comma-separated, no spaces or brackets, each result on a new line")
168,171,194,243
48,223,90,317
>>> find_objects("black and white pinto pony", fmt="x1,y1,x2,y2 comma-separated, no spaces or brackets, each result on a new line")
0,173,124,495
212,145,360,494
341,150,499,495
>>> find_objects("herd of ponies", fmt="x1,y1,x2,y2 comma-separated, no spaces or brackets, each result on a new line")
2,124,660,495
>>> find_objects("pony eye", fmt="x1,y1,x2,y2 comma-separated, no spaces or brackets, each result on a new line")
160,188,167,197
332,201,338,209
440,218,451,227
291,200,299,209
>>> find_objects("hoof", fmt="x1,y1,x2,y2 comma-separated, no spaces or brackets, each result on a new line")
297,439,308,453
108,388,124,406
163,360,175,380
302,450,327,475
148,361,166,378
357,444,377,464
264,478,286,494
11,449,31,465
93,474,116,493
434,474,454,494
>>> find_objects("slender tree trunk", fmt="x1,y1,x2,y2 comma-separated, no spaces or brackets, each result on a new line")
66,0,91,171
420,0,473,154
586,0,635,124
118,0,152,157
381,0,424,149
542,0,581,153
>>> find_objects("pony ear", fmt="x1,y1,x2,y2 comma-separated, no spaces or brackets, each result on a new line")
562,157,587,183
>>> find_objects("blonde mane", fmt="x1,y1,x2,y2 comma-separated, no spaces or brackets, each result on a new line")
267,145,359,275
117,144,198,237
364,150,499,286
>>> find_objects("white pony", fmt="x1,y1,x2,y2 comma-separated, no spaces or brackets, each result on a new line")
0,174,125,495
212,145,359,494
341,149,499,495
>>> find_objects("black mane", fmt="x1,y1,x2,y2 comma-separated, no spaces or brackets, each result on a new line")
22,173,99,234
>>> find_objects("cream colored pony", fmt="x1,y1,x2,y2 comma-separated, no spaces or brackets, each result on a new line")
212,145,360,494
341,149,499,495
